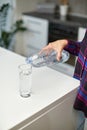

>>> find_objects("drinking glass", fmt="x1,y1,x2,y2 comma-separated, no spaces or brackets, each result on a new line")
18,64,32,98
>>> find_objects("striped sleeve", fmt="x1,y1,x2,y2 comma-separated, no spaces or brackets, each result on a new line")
64,40,82,56
64,29,87,56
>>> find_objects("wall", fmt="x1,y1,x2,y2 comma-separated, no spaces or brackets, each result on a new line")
69,0,87,16
47,0,87,16
16,0,46,18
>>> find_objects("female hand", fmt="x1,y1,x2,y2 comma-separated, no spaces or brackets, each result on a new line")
40,39,68,61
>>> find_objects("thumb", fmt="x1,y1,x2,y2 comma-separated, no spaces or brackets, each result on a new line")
56,51,62,61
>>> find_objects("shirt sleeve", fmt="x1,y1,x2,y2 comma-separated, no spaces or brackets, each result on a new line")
64,40,82,56
64,29,87,56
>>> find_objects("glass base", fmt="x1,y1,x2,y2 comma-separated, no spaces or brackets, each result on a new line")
20,93,31,98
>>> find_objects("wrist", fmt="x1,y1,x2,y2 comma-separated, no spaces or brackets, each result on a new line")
63,39,69,46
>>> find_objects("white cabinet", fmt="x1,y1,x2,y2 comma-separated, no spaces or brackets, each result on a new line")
78,27,86,41
16,89,78,130
22,15,49,56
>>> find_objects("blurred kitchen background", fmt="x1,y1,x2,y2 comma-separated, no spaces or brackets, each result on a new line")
17,0,87,17
1,0,87,76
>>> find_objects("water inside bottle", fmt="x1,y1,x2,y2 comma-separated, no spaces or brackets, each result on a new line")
26,50,70,67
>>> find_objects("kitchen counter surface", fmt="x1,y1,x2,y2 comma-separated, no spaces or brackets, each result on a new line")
23,11,87,28
0,47,79,130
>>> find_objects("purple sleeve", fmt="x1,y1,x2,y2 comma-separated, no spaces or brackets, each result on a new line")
64,40,82,56
64,29,87,56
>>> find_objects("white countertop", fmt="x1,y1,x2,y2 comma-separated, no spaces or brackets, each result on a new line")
0,47,79,130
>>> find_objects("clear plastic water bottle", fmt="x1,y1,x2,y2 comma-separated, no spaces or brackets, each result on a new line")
26,50,70,67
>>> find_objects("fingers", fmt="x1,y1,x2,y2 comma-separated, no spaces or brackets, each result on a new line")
56,51,62,61
39,40,68,62
39,42,63,61
39,43,53,55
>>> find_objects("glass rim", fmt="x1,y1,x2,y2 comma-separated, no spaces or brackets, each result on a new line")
18,64,32,70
